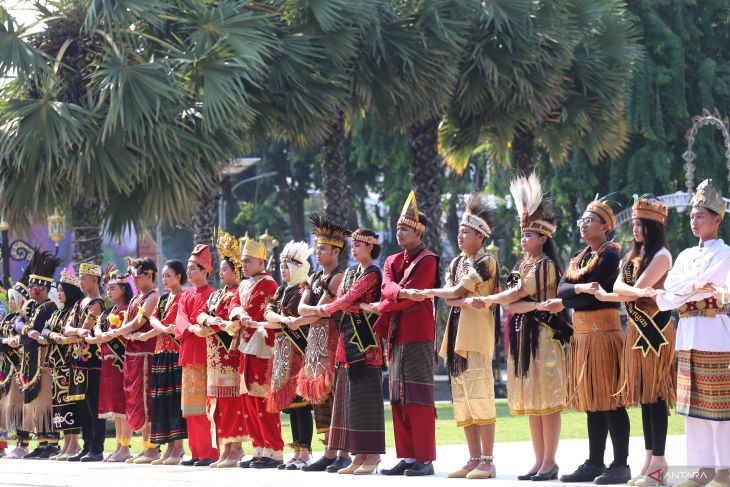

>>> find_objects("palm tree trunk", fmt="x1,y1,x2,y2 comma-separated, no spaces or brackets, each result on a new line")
408,116,443,255
321,111,356,266
192,183,220,282
512,127,536,174
70,196,103,265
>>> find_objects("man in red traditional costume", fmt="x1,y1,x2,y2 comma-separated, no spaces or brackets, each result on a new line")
173,245,218,466
228,238,280,468
370,191,439,477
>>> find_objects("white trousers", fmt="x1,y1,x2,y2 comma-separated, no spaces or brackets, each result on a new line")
686,416,730,468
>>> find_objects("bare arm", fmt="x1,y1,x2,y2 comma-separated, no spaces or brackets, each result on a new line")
419,284,469,300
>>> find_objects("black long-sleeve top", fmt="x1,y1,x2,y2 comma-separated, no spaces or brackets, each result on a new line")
557,246,621,311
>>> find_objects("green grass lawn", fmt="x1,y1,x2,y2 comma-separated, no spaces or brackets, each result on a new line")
83,400,683,454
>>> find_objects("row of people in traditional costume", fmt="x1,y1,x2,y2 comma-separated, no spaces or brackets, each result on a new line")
0,175,728,487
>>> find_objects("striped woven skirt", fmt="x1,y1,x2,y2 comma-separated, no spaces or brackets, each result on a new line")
677,350,730,421
328,367,385,454
151,350,187,443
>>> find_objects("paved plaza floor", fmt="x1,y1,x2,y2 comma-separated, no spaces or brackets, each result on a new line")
0,435,687,487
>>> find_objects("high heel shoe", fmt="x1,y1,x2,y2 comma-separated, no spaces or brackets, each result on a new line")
629,474,647,486
517,471,539,481
163,456,183,466
353,461,381,475
337,462,363,474
217,453,245,468
531,465,559,481
151,457,168,465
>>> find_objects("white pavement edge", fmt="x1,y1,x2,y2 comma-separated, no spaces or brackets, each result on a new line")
0,435,686,487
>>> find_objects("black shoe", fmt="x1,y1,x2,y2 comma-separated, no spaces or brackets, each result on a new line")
404,462,434,477
594,463,631,485
80,453,104,462
560,461,605,482
532,465,559,481
518,471,539,481
36,445,59,459
381,460,413,476
325,456,351,473
251,457,283,469
239,457,260,468
181,458,199,466
67,450,90,462
302,455,336,472
22,446,46,459
193,459,215,467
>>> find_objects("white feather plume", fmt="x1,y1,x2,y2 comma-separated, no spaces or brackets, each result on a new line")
281,240,312,264
509,172,544,220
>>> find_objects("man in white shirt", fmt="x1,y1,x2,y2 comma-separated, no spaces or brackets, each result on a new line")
656,179,730,487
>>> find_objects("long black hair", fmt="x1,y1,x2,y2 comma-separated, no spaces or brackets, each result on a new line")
623,218,669,275
59,282,84,309
542,237,564,280
120,283,134,304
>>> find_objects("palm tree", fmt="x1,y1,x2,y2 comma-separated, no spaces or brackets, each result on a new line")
0,1,277,264
440,0,640,175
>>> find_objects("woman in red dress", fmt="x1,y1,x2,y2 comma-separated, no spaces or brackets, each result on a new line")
93,270,132,462
194,231,245,468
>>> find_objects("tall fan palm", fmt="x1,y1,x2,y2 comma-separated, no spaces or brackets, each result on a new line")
0,0,277,263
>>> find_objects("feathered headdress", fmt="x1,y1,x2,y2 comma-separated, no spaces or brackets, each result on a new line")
27,247,63,288
281,240,312,286
461,192,498,237
509,173,557,236
309,214,351,248
10,258,33,301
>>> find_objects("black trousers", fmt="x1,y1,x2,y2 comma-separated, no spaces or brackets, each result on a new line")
77,369,106,454
587,408,630,467
289,406,313,451
641,400,668,456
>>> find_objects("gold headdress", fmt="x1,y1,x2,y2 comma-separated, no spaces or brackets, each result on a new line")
351,230,380,246
691,178,725,218
461,192,497,237
397,191,425,233
242,238,267,261
79,263,102,277
509,173,557,237
59,270,81,289
632,197,669,225
310,214,351,248
214,228,242,273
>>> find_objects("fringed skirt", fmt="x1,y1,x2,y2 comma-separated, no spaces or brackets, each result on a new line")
0,376,24,432
22,367,53,434
98,356,126,419
623,314,676,409
151,350,187,444
266,335,306,413
507,325,567,416
297,319,337,404
567,309,626,412
678,350,730,421
328,366,385,454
